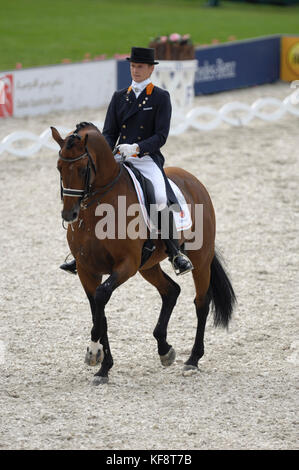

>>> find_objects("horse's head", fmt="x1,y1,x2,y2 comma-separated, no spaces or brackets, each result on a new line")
51,124,97,223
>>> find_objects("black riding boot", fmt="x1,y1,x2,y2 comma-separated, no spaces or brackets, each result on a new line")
60,257,77,275
160,208,193,276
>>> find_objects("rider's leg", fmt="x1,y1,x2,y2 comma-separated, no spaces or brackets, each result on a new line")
160,207,193,276
125,155,167,210
128,156,193,276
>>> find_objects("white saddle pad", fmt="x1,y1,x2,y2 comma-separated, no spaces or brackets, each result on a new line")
124,165,192,232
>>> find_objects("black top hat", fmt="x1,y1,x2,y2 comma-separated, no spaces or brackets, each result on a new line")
126,47,159,65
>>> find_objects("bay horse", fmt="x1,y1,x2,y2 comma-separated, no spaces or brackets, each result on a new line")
51,122,236,385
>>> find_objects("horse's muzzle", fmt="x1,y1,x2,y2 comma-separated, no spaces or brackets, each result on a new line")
61,206,79,223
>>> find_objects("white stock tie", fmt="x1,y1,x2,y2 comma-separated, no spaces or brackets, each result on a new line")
133,87,141,97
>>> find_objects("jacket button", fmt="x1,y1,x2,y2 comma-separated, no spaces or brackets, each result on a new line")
137,137,141,140
122,124,126,128
140,125,144,129
122,136,126,139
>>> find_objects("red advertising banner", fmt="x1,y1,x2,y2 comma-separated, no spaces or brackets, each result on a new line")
0,73,14,118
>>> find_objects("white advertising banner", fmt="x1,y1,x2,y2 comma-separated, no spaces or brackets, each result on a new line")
1,60,116,118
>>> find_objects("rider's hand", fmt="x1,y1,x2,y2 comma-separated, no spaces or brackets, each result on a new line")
117,143,139,158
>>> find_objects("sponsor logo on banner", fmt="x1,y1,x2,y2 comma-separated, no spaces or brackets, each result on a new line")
0,74,13,118
287,42,299,76
280,36,299,82
1,60,116,118
195,58,236,82
194,36,280,95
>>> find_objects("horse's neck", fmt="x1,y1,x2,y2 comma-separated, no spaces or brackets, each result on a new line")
93,146,119,188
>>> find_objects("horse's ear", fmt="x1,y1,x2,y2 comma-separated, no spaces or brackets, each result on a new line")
51,126,64,148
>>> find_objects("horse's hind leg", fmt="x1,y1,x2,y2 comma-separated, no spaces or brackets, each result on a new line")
184,258,212,371
140,264,181,366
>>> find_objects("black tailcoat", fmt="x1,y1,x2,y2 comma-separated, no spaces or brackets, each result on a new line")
102,84,177,206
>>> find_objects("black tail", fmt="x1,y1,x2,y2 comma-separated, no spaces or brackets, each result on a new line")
209,252,236,328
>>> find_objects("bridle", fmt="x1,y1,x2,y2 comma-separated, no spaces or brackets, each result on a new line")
58,134,123,208
59,148,95,201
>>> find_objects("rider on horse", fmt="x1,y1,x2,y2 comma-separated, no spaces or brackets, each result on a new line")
61,46,193,276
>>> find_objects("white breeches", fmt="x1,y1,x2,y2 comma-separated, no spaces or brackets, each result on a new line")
125,155,167,211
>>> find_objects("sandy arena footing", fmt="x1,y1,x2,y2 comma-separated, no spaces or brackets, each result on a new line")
0,82,298,450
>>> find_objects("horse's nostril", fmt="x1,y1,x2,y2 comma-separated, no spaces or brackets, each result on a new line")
61,209,78,222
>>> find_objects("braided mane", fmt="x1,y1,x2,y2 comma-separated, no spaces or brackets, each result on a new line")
66,122,101,149
75,122,100,133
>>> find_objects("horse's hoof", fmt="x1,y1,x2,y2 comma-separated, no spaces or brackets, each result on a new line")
182,364,198,376
92,375,109,386
85,344,103,366
160,347,176,367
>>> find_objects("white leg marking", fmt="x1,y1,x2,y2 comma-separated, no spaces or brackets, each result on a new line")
90,340,102,355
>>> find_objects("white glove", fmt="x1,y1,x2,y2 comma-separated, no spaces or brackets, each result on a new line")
117,143,139,158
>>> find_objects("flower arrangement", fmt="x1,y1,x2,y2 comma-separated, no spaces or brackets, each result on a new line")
149,33,194,60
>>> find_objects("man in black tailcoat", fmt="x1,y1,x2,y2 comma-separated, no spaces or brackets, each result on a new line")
61,47,193,276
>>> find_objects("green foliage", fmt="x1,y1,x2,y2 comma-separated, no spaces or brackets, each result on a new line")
0,0,298,70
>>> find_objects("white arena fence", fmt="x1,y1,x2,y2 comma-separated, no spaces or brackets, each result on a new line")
171,86,299,133
0,87,298,157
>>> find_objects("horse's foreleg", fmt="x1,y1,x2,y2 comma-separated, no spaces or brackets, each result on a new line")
92,262,138,385
77,270,104,367
85,293,104,367
90,272,117,385
140,264,181,366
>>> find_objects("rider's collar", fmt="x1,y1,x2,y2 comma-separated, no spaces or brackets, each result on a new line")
127,80,154,96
